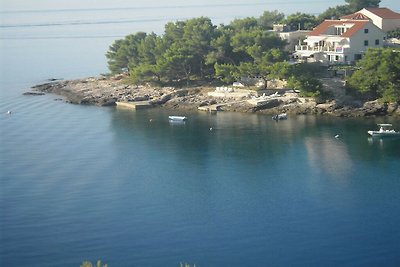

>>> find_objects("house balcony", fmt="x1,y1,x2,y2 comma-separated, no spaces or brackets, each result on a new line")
295,45,347,53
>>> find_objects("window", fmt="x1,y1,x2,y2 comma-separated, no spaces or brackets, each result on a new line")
364,40,369,46
364,29,369,33
375,39,380,45
335,27,346,35
355,54,362,60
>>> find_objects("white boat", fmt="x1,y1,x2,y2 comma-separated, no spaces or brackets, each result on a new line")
272,113,287,120
168,115,187,121
367,124,400,137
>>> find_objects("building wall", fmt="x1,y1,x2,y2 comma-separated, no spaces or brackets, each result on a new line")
278,30,310,51
382,19,400,32
348,22,386,60
359,9,400,32
359,9,383,29
297,21,385,63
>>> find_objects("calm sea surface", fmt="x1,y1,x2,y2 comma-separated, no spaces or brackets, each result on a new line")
1,4,400,267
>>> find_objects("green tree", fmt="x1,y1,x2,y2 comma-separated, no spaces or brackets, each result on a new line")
267,62,292,80
387,29,400,39
287,75,322,97
128,33,166,83
124,17,218,84
347,48,400,102
163,21,186,46
259,48,289,65
181,17,216,78
345,0,381,12
284,12,318,30
258,10,285,30
106,32,147,74
214,63,238,84
159,43,195,84
317,5,352,22
230,17,259,32
206,26,236,65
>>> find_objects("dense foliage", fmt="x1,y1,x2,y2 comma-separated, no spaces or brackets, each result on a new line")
106,16,288,86
345,0,380,12
347,48,400,102
387,29,400,39
317,5,352,21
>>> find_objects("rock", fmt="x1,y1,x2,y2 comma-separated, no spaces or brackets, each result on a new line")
150,94,172,105
30,74,396,117
99,100,116,106
31,82,56,92
132,96,150,101
316,100,337,113
252,99,282,111
360,100,387,116
315,100,340,114
23,92,45,96
387,102,398,114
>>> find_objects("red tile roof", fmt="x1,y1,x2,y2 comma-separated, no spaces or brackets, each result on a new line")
364,7,400,19
341,13,370,20
309,20,370,38
342,20,369,37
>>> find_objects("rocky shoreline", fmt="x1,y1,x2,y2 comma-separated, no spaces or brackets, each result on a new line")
28,75,400,117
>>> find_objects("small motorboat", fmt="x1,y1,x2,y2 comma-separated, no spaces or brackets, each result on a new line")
367,124,400,137
168,115,187,121
272,113,287,120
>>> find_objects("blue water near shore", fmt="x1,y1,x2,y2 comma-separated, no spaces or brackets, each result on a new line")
1,3,400,267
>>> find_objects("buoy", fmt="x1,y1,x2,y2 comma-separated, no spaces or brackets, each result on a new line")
7,110,11,115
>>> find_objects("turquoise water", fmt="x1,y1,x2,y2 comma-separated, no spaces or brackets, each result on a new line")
1,3,400,267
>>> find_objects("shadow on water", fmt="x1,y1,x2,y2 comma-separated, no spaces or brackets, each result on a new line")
110,109,400,167
108,108,316,168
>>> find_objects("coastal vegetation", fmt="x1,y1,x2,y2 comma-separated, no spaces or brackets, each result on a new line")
347,48,400,102
105,0,399,104
105,15,324,97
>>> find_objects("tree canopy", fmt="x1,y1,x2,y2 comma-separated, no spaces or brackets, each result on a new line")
345,0,381,12
106,16,287,86
347,48,400,102
258,10,285,30
283,13,318,30
317,5,352,22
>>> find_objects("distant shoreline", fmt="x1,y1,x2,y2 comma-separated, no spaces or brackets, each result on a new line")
28,74,400,117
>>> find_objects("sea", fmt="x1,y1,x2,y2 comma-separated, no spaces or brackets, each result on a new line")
1,2,400,267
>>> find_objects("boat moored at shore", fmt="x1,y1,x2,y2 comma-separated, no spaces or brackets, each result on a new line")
272,113,287,121
367,124,400,137
168,115,187,121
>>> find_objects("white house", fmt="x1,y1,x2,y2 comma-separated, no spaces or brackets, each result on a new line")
272,24,311,51
342,7,400,32
294,19,386,64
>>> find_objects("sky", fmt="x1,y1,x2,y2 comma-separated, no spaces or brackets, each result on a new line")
1,0,399,14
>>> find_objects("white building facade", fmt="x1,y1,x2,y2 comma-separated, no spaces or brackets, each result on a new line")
356,7,400,32
294,19,386,64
